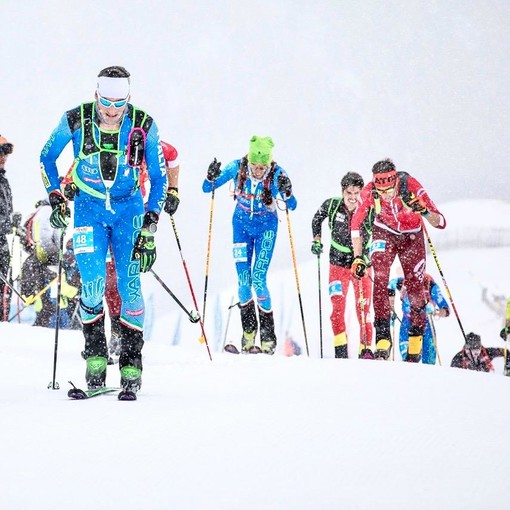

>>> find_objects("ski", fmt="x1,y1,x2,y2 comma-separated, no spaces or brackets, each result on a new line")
67,382,119,400
223,344,265,354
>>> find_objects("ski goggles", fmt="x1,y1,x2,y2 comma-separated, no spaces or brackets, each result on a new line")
248,162,270,173
97,93,128,109
0,143,13,155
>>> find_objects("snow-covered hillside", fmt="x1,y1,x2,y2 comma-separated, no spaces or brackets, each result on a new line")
1,199,509,509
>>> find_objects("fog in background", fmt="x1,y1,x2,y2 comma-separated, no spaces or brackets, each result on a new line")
3,0,509,299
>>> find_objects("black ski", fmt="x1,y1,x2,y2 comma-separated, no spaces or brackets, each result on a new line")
67,381,119,400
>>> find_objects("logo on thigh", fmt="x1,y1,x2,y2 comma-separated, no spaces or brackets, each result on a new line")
370,239,386,255
329,280,343,297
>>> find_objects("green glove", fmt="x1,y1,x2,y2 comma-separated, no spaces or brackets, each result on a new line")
311,241,323,256
132,230,156,273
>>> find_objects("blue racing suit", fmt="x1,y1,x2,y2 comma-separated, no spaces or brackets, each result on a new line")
40,102,166,330
388,276,450,364
202,158,297,312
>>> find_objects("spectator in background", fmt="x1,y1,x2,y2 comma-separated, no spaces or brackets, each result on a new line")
451,332,509,374
0,134,22,321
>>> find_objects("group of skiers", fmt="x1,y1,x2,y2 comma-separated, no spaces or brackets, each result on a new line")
1,65,508,401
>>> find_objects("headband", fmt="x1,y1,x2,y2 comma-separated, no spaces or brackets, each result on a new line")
373,171,397,190
97,76,130,99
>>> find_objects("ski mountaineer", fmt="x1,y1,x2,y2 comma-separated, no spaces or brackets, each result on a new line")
311,171,374,359
388,273,450,364
40,66,167,400
350,158,446,361
0,134,22,321
203,136,297,355
451,332,510,374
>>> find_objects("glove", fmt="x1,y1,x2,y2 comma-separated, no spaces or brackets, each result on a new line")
277,174,292,198
11,212,22,228
351,257,367,279
311,241,323,256
500,326,510,340
164,187,180,215
207,158,221,181
48,191,70,229
132,231,156,272
408,194,428,215
63,182,79,200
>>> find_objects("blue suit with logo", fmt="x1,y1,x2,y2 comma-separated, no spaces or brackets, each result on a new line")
202,159,297,312
40,102,167,330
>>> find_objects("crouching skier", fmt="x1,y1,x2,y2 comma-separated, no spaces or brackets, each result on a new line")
40,66,167,400
203,136,297,355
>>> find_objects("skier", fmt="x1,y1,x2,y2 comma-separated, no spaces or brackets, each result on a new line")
451,332,510,373
311,172,374,359
203,136,297,355
40,66,167,400
0,134,22,321
388,273,449,364
350,158,446,361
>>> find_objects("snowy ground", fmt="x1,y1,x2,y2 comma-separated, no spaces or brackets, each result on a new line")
1,240,509,509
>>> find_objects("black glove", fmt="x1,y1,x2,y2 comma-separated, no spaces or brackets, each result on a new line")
132,231,156,273
207,158,221,181
277,174,292,198
63,182,79,200
48,191,70,229
11,212,22,228
164,187,180,215
351,257,367,279
132,212,159,273
311,241,323,256
500,326,510,340
408,194,428,215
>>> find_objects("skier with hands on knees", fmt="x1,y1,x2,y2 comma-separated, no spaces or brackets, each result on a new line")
311,171,374,359
40,65,167,400
350,158,446,361
202,136,297,355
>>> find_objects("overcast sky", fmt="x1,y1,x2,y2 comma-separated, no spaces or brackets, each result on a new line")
2,0,509,287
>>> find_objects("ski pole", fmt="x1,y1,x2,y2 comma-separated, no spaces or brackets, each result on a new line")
170,216,212,361
8,277,58,322
358,278,368,353
390,309,401,361
285,208,310,356
202,182,216,325
0,270,27,305
427,313,442,366
48,228,66,390
422,220,467,342
316,254,323,359
149,269,200,323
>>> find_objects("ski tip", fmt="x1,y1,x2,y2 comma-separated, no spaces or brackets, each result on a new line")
224,344,240,354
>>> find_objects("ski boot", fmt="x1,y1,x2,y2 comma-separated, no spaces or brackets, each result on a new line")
335,345,348,359
82,315,108,388
240,301,260,354
119,365,142,401
374,318,392,360
334,332,348,358
85,356,108,390
259,308,277,355
118,323,144,400
358,344,374,360
406,326,423,363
